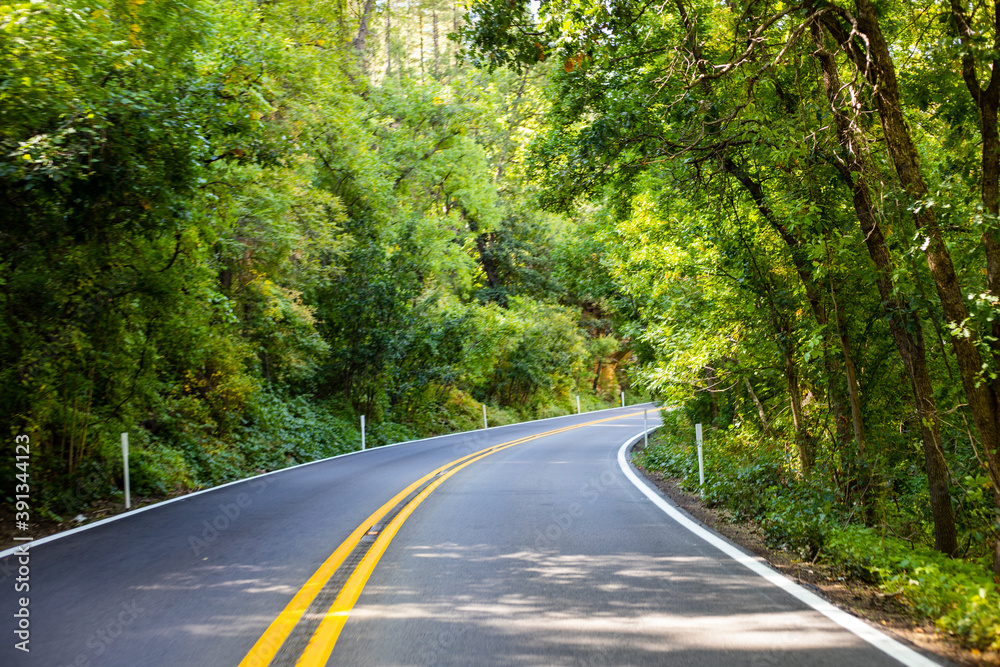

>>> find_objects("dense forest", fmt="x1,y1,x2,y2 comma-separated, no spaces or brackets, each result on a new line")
4,0,1000,651
0,0,636,513
458,0,1000,648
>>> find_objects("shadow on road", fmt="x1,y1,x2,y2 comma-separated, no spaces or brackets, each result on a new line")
340,544,904,666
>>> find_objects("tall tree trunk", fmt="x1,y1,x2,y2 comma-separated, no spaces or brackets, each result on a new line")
703,364,720,425
466,217,504,305
351,0,377,74
826,354,853,463
745,378,772,437
783,333,814,474
950,0,1000,359
385,2,392,78
854,0,997,563
826,238,867,458
812,19,959,555
475,234,502,294
453,2,459,67
951,0,1000,572
419,8,425,79
723,158,861,458
432,10,440,78
849,0,1000,469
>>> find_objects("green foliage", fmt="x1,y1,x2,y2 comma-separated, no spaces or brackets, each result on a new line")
239,392,354,471
1,0,634,518
635,413,793,526
460,0,1000,599
826,526,1000,650
128,442,193,497
638,419,1000,649
762,483,838,561
482,297,589,408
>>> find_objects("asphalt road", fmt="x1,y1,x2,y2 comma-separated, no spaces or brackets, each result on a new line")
0,406,942,666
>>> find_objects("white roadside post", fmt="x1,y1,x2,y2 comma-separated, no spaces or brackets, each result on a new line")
621,391,625,408
483,404,488,429
643,409,648,448
361,415,366,451
121,432,131,510
696,423,705,489
577,395,581,414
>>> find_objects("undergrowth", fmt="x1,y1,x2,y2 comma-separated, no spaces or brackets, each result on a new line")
634,410,1000,650
34,385,628,520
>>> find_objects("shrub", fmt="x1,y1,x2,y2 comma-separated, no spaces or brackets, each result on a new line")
637,418,1000,650
825,526,1000,650
762,483,836,560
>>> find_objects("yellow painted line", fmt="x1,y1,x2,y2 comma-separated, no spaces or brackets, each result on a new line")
240,410,646,667
294,411,647,667
237,447,501,667
294,442,522,666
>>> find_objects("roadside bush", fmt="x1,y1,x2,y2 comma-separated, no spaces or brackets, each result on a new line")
367,421,416,448
633,410,694,474
635,415,789,523
129,443,192,497
636,419,1000,650
239,391,354,470
825,525,1000,650
762,481,836,560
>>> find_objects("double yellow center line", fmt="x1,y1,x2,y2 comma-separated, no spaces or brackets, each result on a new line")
239,410,644,667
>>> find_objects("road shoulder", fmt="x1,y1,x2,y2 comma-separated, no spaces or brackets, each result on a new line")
634,463,993,667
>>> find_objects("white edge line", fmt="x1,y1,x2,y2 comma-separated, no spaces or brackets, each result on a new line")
616,429,942,667
0,402,659,560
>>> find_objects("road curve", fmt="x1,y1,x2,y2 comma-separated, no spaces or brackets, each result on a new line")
1,407,941,666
